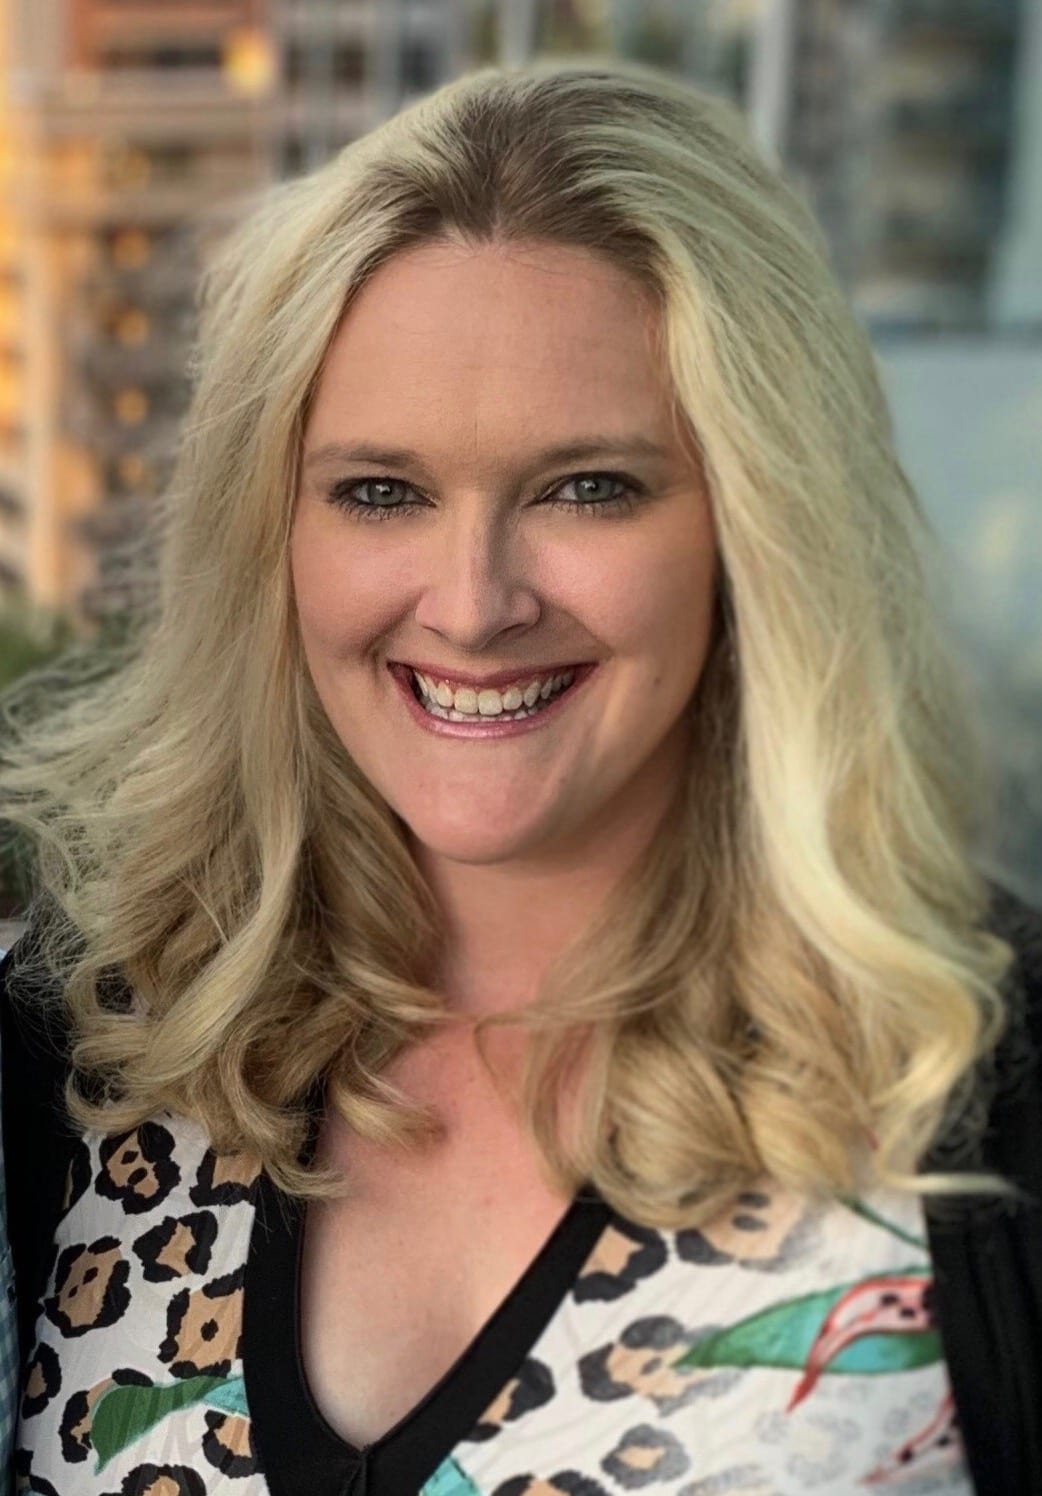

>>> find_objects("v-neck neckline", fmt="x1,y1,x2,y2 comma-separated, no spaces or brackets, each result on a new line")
244,1163,613,1495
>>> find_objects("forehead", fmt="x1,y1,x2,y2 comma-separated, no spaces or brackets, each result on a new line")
306,239,678,465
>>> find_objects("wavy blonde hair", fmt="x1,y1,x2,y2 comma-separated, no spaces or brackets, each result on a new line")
0,57,1015,1225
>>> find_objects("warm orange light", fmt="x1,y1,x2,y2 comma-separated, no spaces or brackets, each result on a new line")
223,28,277,98
111,230,151,269
114,388,149,425
114,308,150,346
117,454,148,486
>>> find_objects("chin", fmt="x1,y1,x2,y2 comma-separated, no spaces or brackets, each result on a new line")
401,811,552,868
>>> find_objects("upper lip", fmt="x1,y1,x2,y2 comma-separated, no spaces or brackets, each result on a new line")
390,661,591,691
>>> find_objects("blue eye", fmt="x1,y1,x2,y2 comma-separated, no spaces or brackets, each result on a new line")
546,474,641,515
328,478,413,515
325,470,646,521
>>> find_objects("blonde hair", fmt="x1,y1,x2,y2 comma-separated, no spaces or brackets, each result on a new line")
0,57,1015,1226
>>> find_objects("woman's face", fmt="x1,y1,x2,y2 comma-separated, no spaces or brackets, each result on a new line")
292,238,717,873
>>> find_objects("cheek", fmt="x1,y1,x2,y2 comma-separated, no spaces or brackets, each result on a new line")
290,520,407,657
583,536,717,679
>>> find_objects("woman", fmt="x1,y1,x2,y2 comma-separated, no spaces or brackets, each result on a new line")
1,56,1040,1496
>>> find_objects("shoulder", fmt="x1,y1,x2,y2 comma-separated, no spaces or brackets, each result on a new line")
986,881,1042,1091
988,879,1042,979
0,918,82,1228
924,881,1042,1194
0,925,75,1130
0,924,83,1366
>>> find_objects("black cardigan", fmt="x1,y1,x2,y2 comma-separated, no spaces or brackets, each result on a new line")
2,888,1041,1494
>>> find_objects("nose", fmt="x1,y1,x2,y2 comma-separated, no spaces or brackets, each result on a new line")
412,501,541,651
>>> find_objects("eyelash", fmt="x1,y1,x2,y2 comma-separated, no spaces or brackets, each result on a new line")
324,470,647,522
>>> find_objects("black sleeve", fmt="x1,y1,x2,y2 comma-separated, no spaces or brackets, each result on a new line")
924,882,1042,1496
0,933,79,1370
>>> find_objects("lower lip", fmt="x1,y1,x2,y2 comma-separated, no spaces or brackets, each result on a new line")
388,664,597,739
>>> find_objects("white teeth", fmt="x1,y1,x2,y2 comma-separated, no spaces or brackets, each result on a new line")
409,666,580,722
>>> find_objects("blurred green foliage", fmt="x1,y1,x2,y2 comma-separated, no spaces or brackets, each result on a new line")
627,10,686,68
0,609,75,693
0,607,76,915
0,605,137,916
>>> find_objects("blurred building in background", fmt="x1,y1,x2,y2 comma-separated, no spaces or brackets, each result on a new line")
0,0,1039,893
275,0,474,175
0,0,278,618
0,0,478,625
2,0,1038,626
758,0,1023,330
0,0,283,617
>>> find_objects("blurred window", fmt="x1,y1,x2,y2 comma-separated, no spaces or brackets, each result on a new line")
113,388,149,426
335,45,366,86
106,145,195,189
95,0,241,5
282,139,306,177
113,454,156,494
107,147,152,190
110,230,152,269
113,309,151,347
100,45,223,70
117,455,146,486
400,40,438,92
150,145,194,180
0,487,23,520
284,43,364,88
0,416,25,452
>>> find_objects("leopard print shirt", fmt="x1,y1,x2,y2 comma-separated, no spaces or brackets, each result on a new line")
16,1112,973,1496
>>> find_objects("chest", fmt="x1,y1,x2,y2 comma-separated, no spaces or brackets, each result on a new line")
298,1059,574,1449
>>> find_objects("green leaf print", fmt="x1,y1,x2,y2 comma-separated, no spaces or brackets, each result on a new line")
92,1375,240,1470
676,1269,940,1376
421,1454,485,1496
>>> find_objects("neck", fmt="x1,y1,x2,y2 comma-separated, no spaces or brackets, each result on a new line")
413,772,686,1020
428,862,612,1017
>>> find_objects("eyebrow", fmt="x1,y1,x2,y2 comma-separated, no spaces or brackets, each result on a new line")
301,434,672,479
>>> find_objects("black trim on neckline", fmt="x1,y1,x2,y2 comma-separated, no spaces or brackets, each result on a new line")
244,1166,613,1496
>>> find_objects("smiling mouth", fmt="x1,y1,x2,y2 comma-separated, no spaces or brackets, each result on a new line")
407,666,580,722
